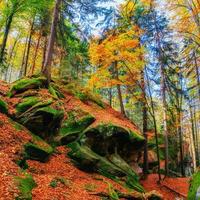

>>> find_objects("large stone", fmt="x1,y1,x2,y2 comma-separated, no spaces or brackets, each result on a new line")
24,134,53,162
8,76,47,97
0,98,8,114
67,123,145,192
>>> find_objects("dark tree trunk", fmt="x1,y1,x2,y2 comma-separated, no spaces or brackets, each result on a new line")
24,19,35,76
42,0,61,84
109,88,112,107
160,64,169,176
113,61,126,116
177,110,184,176
141,70,148,176
146,67,161,182
19,35,28,78
0,12,14,64
117,84,126,117
42,36,48,70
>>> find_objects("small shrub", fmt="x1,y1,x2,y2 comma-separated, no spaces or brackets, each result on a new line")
84,183,97,192
15,174,37,200
49,177,71,188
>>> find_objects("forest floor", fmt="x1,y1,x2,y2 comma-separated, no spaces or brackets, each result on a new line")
141,174,190,200
0,109,190,200
0,80,190,200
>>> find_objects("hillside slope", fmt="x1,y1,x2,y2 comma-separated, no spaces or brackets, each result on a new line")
0,76,163,200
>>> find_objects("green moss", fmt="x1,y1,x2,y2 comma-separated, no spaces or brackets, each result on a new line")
18,103,64,138
129,129,145,143
48,84,65,99
24,134,53,162
64,82,105,108
67,142,144,192
0,98,8,114
49,177,71,188
188,171,200,200
8,76,47,97
106,182,119,200
15,174,37,200
84,183,97,192
16,97,40,114
60,113,95,136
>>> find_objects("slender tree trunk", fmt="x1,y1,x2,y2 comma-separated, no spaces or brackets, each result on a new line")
114,62,126,117
42,37,48,70
24,19,35,76
19,36,29,78
177,71,184,176
4,36,18,81
0,12,14,64
117,85,126,116
141,70,148,176
31,29,42,75
42,0,61,84
109,88,112,107
146,68,161,182
177,110,184,176
189,103,197,171
193,104,200,164
189,104,197,156
160,64,169,176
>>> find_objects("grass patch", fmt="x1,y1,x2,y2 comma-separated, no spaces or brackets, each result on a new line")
188,171,200,200
64,82,105,108
84,183,97,192
49,177,71,188
0,98,8,114
15,174,37,200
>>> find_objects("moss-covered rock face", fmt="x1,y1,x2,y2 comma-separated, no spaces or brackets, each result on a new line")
24,134,53,162
2,76,145,193
188,171,200,200
10,77,64,139
19,105,64,138
67,124,145,192
59,109,95,145
0,98,8,114
8,76,47,97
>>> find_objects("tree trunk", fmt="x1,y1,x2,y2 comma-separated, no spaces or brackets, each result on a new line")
146,67,161,181
141,70,148,176
109,88,112,107
115,63,126,117
42,36,48,70
19,35,29,78
117,84,126,116
31,29,42,75
42,0,61,84
160,64,169,176
24,19,35,76
0,12,14,64
177,110,184,176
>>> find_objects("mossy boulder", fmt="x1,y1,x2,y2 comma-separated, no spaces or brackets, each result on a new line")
24,134,53,162
48,83,65,99
0,98,8,114
8,76,47,97
83,124,144,158
67,123,145,192
15,98,64,138
188,171,200,200
16,96,40,114
68,141,144,192
59,110,95,145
